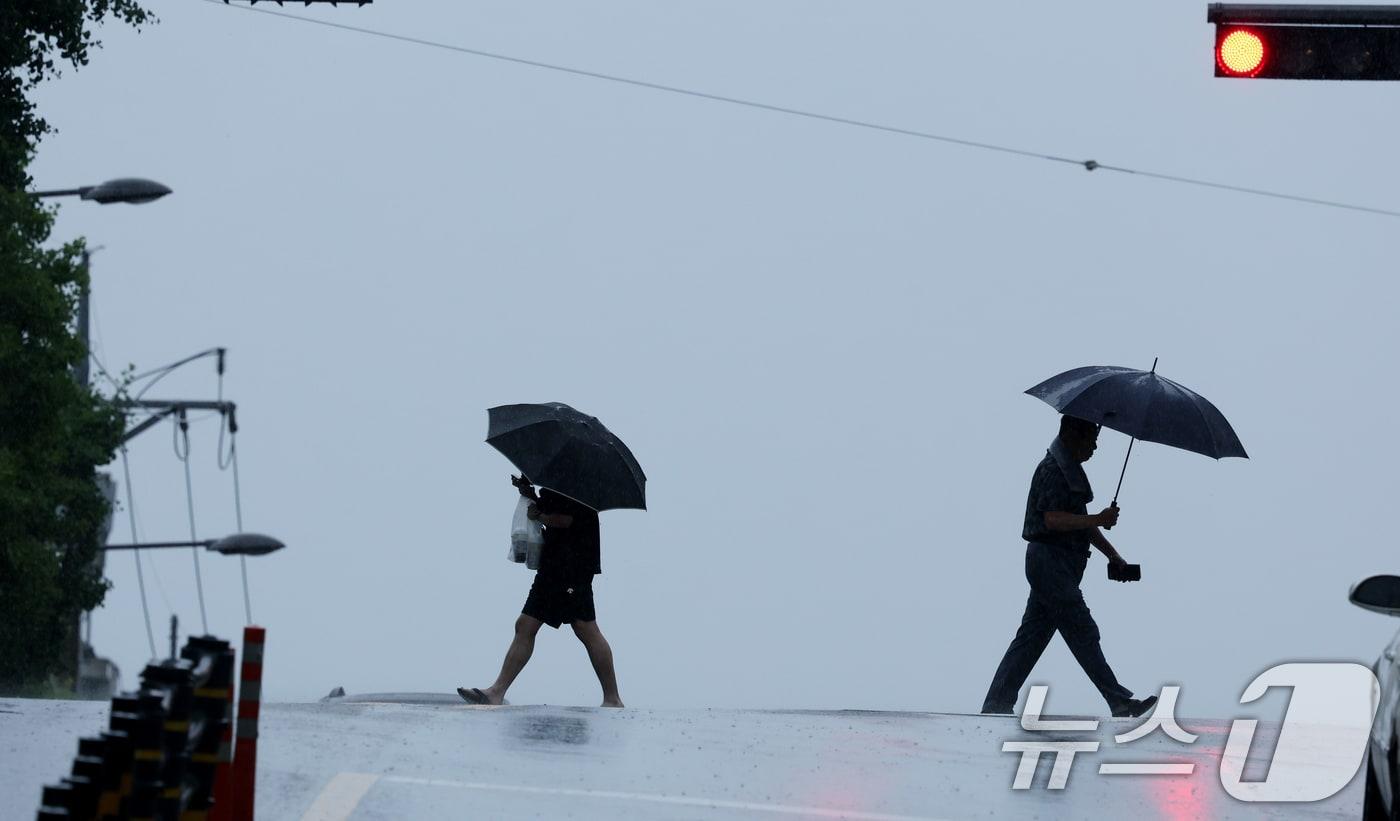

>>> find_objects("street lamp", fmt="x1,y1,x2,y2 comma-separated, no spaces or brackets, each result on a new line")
30,177,172,204
30,177,181,693
28,176,172,388
102,533,286,557
100,532,283,674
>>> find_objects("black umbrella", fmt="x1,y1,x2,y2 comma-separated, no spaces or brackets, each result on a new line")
1026,359,1247,507
486,402,647,512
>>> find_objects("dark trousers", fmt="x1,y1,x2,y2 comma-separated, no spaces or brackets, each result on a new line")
982,542,1133,713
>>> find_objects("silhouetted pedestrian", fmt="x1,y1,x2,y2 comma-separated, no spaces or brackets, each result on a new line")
981,415,1156,718
459,475,623,708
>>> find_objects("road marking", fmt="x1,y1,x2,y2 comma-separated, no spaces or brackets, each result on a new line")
383,775,948,820
300,772,380,821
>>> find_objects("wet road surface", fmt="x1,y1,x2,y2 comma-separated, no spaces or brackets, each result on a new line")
2,696,1364,820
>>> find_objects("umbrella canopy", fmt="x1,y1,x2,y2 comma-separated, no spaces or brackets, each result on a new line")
486,403,647,512
1026,364,1247,459
1026,362,1247,507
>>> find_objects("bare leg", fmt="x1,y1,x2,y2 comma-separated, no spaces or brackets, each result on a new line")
477,615,543,705
572,620,623,707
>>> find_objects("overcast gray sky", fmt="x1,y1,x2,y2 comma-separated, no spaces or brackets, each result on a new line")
30,0,1400,718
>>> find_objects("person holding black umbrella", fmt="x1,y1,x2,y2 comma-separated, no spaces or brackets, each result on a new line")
458,475,623,708
460,402,646,708
981,362,1247,715
980,415,1158,718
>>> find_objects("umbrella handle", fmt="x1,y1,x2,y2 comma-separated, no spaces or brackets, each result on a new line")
1105,437,1135,529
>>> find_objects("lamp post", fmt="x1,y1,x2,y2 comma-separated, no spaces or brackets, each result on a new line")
30,177,172,205
31,179,180,689
29,177,174,693
101,533,283,668
101,533,287,557
29,176,172,387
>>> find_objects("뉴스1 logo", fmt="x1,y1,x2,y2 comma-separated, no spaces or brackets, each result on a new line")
1002,662,1379,802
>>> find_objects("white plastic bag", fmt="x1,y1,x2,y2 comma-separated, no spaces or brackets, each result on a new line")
510,496,545,569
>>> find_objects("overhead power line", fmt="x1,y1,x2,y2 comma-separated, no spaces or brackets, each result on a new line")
208,0,1400,220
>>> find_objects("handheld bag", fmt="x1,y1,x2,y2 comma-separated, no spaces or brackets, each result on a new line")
510,496,545,569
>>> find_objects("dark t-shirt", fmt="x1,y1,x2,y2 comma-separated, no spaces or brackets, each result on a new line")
535,489,601,585
1021,445,1094,555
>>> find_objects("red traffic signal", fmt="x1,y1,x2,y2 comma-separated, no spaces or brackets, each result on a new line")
1209,4,1400,80
1216,29,1266,76
1215,28,1271,75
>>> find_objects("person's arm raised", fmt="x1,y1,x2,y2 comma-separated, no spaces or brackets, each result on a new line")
512,474,540,501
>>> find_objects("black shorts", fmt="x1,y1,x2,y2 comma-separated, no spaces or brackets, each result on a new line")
522,575,596,628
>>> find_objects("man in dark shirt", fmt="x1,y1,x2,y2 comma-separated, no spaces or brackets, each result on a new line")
535,488,602,584
458,476,623,708
980,415,1157,718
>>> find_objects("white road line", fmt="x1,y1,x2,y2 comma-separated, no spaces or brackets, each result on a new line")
383,775,950,821
300,772,381,821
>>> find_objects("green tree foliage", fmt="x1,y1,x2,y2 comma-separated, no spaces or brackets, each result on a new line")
0,1,151,689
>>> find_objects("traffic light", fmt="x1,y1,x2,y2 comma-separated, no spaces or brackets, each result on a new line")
1209,4,1400,80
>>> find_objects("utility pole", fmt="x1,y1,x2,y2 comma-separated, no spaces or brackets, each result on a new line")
76,250,91,388
73,249,100,695
31,178,170,698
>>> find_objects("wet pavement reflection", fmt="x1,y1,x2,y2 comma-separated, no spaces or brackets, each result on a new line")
7,698,1365,820
506,711,592,747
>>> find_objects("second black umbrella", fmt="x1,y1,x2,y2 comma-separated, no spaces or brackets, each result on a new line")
1025,359,1247,507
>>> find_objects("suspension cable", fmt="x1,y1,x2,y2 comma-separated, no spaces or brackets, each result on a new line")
231,435,252,625
209,0,1400,220
118,446,159,659
216,352,253,625
217,350,233,470
130,347,223,382
176,410,210,634
134,348,224,401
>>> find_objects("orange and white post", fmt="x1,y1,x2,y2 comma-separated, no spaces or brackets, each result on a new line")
231,626,265,821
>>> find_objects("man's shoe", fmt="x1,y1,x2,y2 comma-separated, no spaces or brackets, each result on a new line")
1111,695,1158,718
981,705,1015,715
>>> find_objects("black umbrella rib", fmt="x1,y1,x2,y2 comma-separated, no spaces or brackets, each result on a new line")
1185,383,1226,459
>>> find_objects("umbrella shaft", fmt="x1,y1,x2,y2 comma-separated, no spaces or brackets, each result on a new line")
1112,437,1136,505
